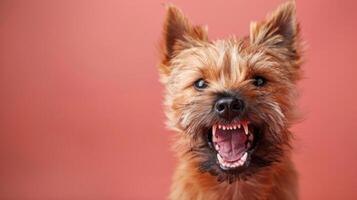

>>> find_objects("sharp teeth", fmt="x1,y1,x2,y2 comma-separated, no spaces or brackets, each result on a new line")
242,121,249,135
217,152,249,169
212,125,217,138
217,123,248,132
217,154,224,163
241,152,248,163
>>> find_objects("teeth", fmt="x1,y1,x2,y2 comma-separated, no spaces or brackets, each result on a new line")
217,154,224,163
241,152,248,162
215,121,250,134
212,125,217,138
217,152,249,169
242,121,249,135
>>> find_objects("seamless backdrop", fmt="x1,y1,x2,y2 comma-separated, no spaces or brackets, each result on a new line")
1,0,357,199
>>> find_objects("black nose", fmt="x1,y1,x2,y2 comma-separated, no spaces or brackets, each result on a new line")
214,97,244,120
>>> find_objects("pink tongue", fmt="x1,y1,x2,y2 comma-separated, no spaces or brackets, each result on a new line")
215,129,247,162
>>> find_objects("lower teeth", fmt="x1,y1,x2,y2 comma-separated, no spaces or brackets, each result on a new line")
217,152,248,168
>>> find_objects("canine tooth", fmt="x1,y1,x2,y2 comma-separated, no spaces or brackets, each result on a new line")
241,152,248,162
242,122,249,135
215,144,220,150
212,125,217,138
217,154,224,163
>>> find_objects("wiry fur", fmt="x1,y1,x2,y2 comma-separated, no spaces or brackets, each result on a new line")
158,2,303,199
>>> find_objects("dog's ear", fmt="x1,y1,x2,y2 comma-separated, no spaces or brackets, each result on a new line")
160,5,208,69
250,1,300,59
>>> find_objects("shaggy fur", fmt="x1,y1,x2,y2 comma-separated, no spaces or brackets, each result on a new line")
158,1,303,199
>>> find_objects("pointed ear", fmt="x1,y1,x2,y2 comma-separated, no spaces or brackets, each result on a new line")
161,5,208,64
250,1,300,58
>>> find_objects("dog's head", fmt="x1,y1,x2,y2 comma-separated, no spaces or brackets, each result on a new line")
159,2,302,182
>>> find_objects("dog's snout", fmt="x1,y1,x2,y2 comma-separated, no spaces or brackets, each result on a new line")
214,97,244,120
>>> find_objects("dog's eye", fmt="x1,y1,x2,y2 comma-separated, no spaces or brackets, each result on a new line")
252,76,267,87
194,79,208,90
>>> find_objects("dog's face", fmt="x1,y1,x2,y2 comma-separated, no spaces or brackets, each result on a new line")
159,2,302,182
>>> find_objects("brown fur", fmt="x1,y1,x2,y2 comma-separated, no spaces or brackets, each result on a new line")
158,2,303,199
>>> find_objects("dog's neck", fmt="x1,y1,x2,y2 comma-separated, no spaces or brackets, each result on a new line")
169,154,297,200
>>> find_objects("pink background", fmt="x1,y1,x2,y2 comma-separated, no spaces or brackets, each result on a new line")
1,0,356,199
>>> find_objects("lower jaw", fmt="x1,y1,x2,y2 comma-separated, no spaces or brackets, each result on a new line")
217,152,248,170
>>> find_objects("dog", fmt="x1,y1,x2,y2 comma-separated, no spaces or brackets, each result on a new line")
158,1,302,199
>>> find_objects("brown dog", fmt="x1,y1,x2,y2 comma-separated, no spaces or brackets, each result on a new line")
158,1,302,199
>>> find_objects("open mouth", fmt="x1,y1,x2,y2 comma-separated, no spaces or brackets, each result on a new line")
210,120,255,170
